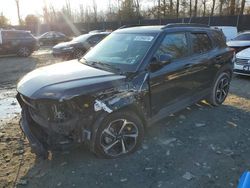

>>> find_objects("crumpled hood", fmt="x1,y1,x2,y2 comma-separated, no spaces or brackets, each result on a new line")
17,60,126,100
227,40,250,47
53,41,79,49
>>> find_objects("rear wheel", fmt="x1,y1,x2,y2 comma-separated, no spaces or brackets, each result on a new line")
17,47,31,57
94,111,144,158
206,72,231,106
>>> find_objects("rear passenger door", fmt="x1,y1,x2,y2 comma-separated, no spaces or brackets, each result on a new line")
187,32,215,92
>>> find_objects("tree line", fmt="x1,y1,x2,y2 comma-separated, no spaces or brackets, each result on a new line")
0,0,249,28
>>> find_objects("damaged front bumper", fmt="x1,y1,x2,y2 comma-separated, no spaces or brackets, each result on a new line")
17,93,95,156
20,106,48,156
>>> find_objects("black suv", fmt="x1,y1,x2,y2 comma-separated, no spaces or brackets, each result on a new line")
16,24,233,159
52,32,110,60
0,30,39,57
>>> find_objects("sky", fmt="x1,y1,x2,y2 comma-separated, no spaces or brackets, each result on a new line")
0,0,111,25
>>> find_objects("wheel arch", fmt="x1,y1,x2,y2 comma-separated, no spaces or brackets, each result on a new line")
89,102,147,153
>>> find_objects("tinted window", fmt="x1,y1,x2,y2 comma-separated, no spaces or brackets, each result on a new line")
155,33,188,59
211,31,226,48
88,35,105,44
2,31,32,40
72,34,91,43
234,33,250,40
191,33,212,54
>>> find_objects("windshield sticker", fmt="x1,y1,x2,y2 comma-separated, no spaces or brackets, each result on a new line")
134,36,154,42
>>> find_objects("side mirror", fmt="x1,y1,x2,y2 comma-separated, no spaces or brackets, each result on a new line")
159,54,172,65
149,54,172,72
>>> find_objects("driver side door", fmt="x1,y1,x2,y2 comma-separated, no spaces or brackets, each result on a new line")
149,32,199,116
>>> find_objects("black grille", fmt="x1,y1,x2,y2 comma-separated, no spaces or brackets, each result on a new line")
29,102,73,123
235,58,250,65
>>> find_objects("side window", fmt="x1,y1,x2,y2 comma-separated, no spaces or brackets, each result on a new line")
190,33,212,54
45,32,53,38
211,31,226,48
235,34,250,40
2,31,16,41
155,33,189,60
88,35,103,44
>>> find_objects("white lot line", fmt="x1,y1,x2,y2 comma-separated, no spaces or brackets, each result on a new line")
0,89,21,125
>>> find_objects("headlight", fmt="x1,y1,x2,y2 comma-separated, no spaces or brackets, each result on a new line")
62,46,74,51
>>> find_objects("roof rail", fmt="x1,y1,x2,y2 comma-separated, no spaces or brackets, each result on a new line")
162,23,209,29
118,24,146,29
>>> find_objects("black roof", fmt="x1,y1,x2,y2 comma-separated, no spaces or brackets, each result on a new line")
115,23,212,34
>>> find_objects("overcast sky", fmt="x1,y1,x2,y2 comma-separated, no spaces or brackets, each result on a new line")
0,0,113,25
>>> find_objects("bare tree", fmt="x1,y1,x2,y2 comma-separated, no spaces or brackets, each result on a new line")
202,0,207,16
194,0,198,17
219,0,224,15
176,0,180,18
170,0,173,16
15,0,22,25
158,0,160,19
230,0,236,15
92,0,98,22
210,0,216,16
240,0,246,15
79,4,85,22
189,0,192,17
134,0,141,19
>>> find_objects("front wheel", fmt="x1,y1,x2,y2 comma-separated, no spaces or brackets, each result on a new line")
94,111,144,158
17,47,31,57
206,72,231,106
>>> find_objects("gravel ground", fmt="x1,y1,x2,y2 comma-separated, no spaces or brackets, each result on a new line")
0,48,250,188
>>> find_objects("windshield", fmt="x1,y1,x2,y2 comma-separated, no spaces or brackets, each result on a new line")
72,34,91,42
83,32,157,71
234,33,250,40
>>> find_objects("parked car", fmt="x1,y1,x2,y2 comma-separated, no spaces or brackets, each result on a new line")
0,29,39,57
227,31,250,52
17,24,233,159
38,31,70,46
234,47,250,76
211,26,238,41
52,32,110,59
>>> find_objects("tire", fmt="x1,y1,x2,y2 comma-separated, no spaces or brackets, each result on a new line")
94,111,144,159
73,48,85,59
17,47,31,57
206,72,231,106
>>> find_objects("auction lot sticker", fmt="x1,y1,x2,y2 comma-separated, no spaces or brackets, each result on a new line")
134,36,154,42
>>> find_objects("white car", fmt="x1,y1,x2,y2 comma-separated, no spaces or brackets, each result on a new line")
211,26,238,41
227,32,250,53
234,47,250,76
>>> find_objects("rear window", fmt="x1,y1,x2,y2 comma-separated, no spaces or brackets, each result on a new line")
210,31,227,48
190,33,212,54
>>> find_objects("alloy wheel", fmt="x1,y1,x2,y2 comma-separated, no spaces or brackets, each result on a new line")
18,47,30,57
216,76,230,103
100,119,139,157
